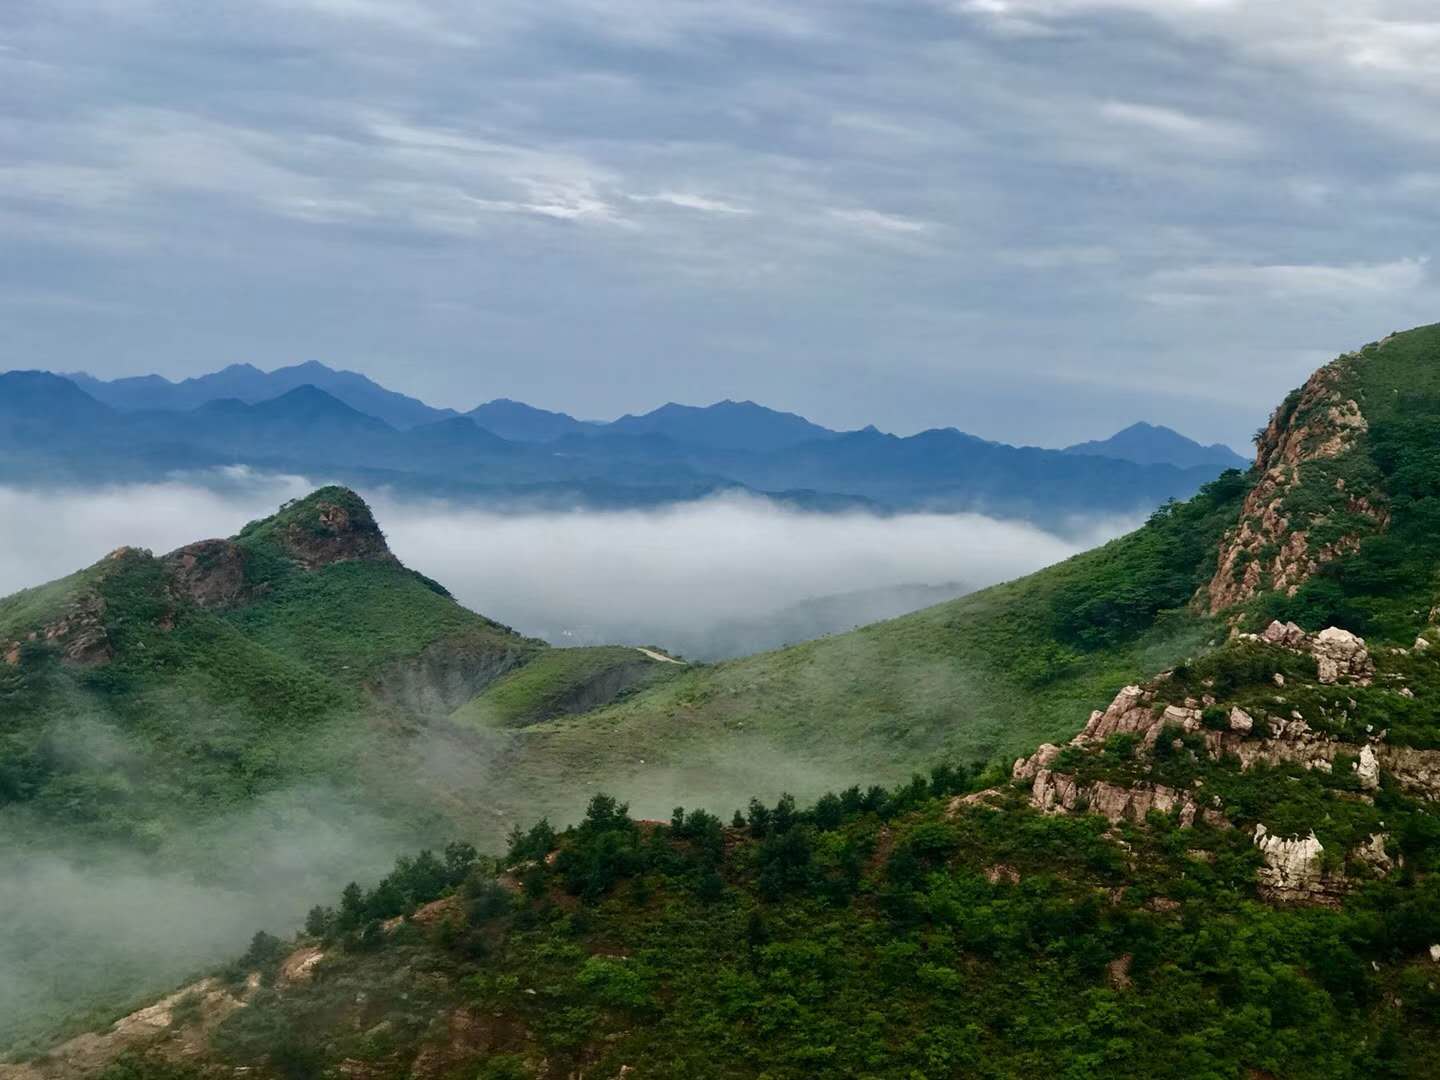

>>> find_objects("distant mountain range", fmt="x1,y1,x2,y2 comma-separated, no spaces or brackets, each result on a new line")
3,363,1249,524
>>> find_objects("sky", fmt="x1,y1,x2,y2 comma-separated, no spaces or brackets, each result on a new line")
2,2,1438,448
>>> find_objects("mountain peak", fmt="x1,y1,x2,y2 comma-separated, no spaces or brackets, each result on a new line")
1064,421,1248,470
236,486,395,571
607,398,836,451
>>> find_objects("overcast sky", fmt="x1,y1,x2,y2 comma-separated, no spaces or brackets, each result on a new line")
3,1,1438,447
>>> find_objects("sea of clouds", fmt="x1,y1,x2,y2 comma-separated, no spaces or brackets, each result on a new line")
0,468,1137,656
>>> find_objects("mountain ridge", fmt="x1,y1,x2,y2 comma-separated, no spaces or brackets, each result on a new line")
0,372,1231,525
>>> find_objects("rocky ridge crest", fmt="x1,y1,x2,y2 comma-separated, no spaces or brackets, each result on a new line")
1208,356,1386,612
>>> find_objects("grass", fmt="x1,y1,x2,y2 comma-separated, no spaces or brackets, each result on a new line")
0,562,106,643
450,646,682,729
223,559,534,684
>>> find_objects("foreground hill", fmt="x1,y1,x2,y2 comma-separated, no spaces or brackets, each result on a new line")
12,605,1440,1076
0,488,683,1053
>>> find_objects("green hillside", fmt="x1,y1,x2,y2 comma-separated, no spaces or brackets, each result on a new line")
0,487,540,847
483,468,1249,822
0,489,556,1052
450,646,682,730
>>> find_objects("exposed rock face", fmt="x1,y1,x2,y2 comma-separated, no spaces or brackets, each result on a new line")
279,495,396,570
277,946,326,987
1208,360,1385,612
162,539,248,608
1355,744,1381,791
1022,765,1223,829
1253,825,1340,905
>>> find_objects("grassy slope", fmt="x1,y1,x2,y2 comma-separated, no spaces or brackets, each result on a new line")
486,325,1440,826
450,646,681,729
487,470,1251,822
0,565,105,643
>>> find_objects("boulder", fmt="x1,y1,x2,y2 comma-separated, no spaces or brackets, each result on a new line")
1313,626,1373,685
1262,620,1309,649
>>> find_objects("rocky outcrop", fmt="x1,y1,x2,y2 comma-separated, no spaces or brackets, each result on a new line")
1021,763,1226,829
162,539,248,608
0,978,251,1078
1013,659,1440,832
277,495,396,570
1253,825,1342,905
1208,360,1385,612
1,589,112,667
1354,833,1395,878
1241,620,1374,685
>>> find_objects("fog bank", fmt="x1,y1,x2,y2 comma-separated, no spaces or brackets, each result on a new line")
0,473,1137,657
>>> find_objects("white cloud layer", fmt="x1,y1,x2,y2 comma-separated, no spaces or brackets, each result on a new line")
0,475,1129,657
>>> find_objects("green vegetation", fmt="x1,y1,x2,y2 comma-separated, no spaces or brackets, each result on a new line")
451,646,682,729
161,769,1440,1079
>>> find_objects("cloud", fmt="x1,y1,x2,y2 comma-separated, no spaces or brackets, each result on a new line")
372,489,1124,654
828,207,932,235
1146,256,1429,305
1098,100,1259,156
0,474,1129,659
630,191,752,214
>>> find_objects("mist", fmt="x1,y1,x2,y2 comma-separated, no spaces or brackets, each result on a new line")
0,473,1136,658
0,787,412,1057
